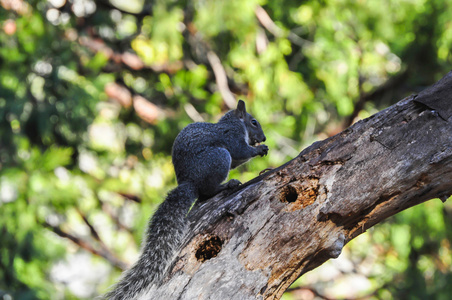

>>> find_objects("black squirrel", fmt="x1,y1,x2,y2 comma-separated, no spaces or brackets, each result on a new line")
103,100,268,299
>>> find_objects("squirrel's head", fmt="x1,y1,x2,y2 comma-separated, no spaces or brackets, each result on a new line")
234,100,266,146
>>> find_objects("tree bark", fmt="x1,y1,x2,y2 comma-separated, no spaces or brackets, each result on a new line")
152,72,452,299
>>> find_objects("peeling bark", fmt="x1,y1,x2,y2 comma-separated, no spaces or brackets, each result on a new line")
151,72,452,299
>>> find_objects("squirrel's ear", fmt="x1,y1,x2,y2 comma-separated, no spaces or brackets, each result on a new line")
235,100,246,119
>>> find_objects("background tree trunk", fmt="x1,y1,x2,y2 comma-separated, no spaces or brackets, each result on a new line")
151,72,452,299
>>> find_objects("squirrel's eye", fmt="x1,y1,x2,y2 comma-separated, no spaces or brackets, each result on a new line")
251,119,258,127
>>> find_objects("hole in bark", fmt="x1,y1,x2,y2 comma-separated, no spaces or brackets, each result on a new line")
281,185,298,203
195,235,223,262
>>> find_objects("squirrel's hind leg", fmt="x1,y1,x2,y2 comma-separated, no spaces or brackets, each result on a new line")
212,178,242,195
196,147,236,198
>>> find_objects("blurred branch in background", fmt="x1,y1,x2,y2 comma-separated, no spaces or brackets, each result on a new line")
78,35,183,73
43,220,128,270
206,51,236,109
255,5,311,47
345,67,410,128
104,82,164,124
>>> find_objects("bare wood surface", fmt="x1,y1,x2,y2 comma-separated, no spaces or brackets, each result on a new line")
149,72,452,299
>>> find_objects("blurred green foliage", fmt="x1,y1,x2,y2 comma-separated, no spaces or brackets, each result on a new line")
0,0,451,299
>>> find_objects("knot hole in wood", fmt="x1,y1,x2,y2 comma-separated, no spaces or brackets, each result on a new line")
195,235,223,262
279,178,320,210
280,185,298,203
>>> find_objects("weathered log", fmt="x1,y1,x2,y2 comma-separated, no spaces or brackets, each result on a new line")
149,72,452,299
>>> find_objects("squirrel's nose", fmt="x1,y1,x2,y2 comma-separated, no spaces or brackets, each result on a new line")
262,136,266,142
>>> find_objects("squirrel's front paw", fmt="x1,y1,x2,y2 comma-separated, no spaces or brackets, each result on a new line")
257,144,269,156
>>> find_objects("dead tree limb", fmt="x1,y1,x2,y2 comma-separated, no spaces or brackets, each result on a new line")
151,72,452,299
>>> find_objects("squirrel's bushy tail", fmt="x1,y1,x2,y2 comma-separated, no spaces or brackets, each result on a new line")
103,182,198,300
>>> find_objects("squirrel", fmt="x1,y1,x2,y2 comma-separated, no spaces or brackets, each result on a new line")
103,100,268,299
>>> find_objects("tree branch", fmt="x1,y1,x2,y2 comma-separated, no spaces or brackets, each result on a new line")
141,72,452,299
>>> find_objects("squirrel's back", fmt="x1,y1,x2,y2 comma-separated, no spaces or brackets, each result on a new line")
172,121,219,155
171,120,231,195
171,111,247,195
